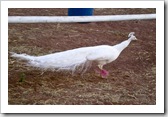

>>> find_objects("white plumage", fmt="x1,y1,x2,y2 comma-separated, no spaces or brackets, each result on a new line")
11,32,137,78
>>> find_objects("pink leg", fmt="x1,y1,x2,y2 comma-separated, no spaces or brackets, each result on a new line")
95,68,109,78
100,69,109,78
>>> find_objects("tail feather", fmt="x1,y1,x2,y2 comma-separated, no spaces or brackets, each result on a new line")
10,52,36,61
10,51,92,74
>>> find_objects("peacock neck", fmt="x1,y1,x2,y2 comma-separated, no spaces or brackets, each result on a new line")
114,38,132,53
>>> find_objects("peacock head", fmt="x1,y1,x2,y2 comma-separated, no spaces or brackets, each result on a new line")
128,32,137,40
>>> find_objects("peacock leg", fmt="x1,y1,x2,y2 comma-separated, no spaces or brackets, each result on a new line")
98,64,109,78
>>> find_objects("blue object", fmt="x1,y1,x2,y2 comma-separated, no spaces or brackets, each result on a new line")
68,8,94,16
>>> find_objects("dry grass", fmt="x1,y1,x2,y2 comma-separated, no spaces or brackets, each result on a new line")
8,8,156,105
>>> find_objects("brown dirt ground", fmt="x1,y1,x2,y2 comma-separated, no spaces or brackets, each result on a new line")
8,8,156,105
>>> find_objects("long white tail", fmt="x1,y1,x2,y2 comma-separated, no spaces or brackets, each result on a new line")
10,49,92,73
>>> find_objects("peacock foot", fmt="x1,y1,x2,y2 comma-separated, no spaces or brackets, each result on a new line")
94,69,109,78
100,69,109,78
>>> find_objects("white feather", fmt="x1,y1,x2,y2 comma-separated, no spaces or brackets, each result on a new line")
10,32,137,74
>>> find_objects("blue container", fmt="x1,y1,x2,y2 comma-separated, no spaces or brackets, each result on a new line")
68,8,94,16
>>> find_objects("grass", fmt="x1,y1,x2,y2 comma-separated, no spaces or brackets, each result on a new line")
8,8,156,105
